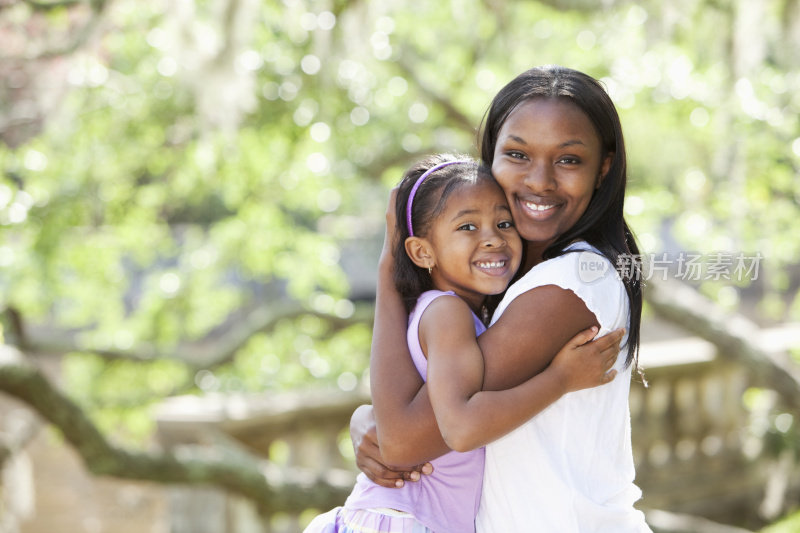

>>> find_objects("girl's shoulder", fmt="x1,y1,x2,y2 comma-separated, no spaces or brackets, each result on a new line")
415,290,470,320
412,290,486,336
412,289,457,316
410,290,457,329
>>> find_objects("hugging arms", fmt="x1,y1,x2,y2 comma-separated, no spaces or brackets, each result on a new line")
352,188,624,481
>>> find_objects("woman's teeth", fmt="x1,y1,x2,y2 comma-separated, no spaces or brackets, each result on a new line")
525,202,555,211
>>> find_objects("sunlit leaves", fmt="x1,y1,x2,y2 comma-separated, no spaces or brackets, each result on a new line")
3,0,800,452
207,317,371,393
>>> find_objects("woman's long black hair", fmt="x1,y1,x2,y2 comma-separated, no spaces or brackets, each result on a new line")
479,65,643,371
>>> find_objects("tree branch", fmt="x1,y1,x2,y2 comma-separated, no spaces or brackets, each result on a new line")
644,508,756,533
1,307,27,350
1,0,111,60
0,344,352,514
532,0,620,11
394,57,477,134
24,0,87,10
645,278,800,408
18,300,374,369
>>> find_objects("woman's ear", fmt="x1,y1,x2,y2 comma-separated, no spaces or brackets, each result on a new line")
405,236,435,270
596,152,614,189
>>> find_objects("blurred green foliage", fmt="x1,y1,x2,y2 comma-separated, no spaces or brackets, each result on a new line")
1,0,799,447
760,509,800,533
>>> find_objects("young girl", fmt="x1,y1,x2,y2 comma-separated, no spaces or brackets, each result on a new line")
304,154,621,533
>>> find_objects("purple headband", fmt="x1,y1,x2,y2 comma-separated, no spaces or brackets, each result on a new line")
406,160,469,237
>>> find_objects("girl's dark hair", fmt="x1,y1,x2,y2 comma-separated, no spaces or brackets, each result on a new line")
393,154,491,313
479,65,643,371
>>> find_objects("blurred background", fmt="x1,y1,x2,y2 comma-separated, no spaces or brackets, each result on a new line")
1,0,799,532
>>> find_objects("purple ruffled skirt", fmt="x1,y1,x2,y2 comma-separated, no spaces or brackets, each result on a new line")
304,507,433,533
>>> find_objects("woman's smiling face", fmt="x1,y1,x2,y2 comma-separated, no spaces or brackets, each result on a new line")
491,97,611,264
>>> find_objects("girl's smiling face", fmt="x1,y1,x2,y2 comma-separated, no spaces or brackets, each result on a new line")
415,178,522,313
491,97,611,265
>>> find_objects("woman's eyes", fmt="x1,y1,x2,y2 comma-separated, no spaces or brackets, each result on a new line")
506,152,581,165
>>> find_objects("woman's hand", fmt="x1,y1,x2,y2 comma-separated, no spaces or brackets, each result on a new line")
549,327,624,393
379,187,400,264
350,404,433,488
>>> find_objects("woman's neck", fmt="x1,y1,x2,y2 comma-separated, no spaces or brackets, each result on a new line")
463,295,487,316
522,237,585,272
522,242,546,271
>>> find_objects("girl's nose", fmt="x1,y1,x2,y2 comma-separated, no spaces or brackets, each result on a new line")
482,229,506,248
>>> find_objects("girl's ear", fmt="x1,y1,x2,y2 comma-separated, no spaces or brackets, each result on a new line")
596,152,614,189
405,236,435,270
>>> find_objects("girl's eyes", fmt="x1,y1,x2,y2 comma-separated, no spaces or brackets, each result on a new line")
457,221,514,231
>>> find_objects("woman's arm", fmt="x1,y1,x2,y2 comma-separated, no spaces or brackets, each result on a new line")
478,285,605,392
350,404,432,488
424,296,619,452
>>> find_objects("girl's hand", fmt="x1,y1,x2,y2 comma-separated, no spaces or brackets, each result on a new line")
350,405,433,488
549,327,624,393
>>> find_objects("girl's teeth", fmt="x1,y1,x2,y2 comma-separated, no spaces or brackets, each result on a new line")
477,261,505,268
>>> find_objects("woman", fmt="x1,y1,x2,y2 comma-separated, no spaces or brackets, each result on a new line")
353,65,649,531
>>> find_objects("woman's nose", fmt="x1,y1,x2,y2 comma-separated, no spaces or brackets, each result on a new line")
523,162,556,192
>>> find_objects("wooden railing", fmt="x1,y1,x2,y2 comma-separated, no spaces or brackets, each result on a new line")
155,333,800,533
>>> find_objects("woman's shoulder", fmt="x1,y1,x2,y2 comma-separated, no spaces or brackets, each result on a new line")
494,242,627,329
522,242,619,289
